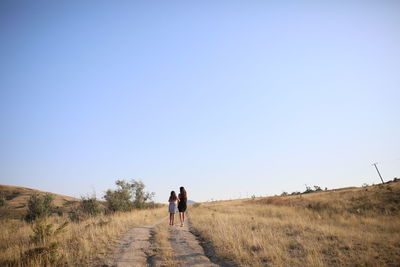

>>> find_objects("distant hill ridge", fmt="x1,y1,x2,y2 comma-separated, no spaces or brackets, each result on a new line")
0,184,80,219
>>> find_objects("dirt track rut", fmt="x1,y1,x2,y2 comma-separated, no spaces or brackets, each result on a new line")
169,222,219,267
111,218,166,267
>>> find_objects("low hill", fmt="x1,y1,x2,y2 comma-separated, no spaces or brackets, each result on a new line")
252,179,400,216
0,184,80,219
190,179,400,266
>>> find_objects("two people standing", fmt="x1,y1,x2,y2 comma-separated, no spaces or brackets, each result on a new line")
168,186,187,227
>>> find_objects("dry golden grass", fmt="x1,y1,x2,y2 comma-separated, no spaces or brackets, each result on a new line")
190,182,400,267
0,208,166,266
152,223,181,267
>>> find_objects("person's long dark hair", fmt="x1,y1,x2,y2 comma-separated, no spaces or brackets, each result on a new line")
179,186,187,199
169,191,177,201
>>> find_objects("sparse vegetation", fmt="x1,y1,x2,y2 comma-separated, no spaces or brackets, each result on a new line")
303,185,324,194
0,207,166,266
190,181,400,266
2,180,400,266
0,180,164,266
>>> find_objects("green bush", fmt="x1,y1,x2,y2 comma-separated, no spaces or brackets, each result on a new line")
25,193,55,222
80,196,102,216
69,195,102,222
104,179,155,212
68,208,85,222
0,194,5,207
5,191,21,200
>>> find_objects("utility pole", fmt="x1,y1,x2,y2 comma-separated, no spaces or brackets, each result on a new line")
372,162,385,184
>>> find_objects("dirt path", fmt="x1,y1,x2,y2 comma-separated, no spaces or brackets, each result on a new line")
169,219,219,267
108,216,231,267
110,217,167,267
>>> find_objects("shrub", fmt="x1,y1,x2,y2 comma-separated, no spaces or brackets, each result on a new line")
104,179,155,212
313,186,322,192
303,185,324,194
22,242,61,266
80,196,102,216
0,193,5,207
25,193,54,222
53,206,63,216
30,219,68,245
303,185,314,194
68,195,102,222
5,191,21,200
104,180,132,212
68,208,85,222
22,219,69,265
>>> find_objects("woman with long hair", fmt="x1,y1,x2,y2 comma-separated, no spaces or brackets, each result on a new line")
168,191,178,226
177,186,187,227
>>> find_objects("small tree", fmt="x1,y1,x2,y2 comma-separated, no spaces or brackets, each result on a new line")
132,180,155,209
104,180,133,212
25,193,55,222
104,179,155,212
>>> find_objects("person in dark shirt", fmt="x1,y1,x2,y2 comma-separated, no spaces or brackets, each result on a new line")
177,186,187,227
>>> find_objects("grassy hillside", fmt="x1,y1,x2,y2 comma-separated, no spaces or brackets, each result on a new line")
0,184,80,219
190,180,400,266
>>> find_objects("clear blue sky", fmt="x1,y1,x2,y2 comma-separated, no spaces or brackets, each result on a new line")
1,1,399,203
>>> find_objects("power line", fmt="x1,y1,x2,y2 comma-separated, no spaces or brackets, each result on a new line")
372,162,385,184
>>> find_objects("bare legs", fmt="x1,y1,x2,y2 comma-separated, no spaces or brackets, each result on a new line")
169,213,175,225
179,212,185,226
171,212,185,226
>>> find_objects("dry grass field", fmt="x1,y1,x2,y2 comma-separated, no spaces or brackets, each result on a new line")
0,184,166,266
190,181,400,266
2,182,399,266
